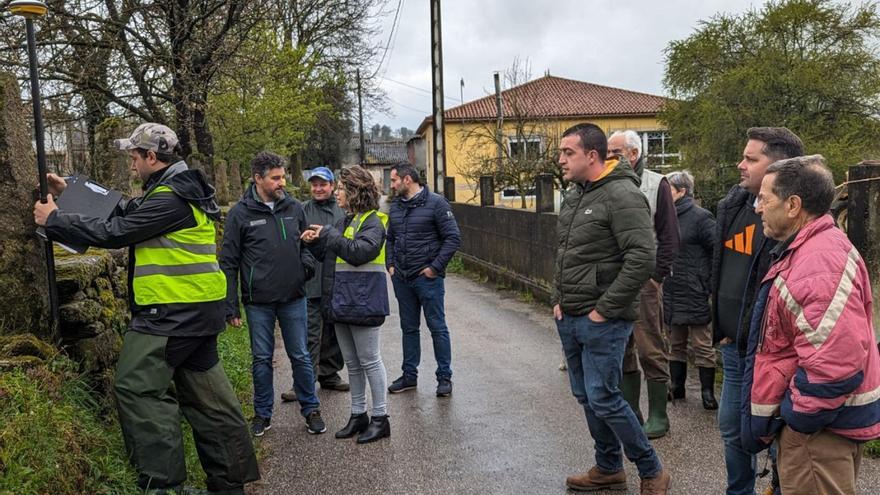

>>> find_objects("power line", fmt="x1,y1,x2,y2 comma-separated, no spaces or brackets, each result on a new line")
369,0,404,79
381,76,463,104
386,96,430,115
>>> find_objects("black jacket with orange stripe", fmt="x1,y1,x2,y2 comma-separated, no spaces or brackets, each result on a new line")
710,185,778,352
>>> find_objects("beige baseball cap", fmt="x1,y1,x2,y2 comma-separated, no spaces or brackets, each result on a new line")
114,123,178,153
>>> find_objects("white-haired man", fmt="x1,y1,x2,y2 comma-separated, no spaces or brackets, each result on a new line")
608,130,680,439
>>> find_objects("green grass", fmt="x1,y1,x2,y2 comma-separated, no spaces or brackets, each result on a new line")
0,357,137,494
867,439,880,458
446,254,465,274
0,325,255,494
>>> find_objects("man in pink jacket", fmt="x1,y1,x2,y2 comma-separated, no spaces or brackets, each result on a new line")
745,155,880,494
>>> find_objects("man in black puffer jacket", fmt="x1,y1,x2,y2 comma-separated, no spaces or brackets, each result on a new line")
385,162,461,398
219,151,325,438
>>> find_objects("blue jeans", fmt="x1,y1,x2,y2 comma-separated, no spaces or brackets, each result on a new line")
245,299,319,419
719,343,757,494
557,314,662,478
392,274,452,380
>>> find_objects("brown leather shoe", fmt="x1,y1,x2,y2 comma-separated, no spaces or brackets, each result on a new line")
566,466,627,491
640,469,671,494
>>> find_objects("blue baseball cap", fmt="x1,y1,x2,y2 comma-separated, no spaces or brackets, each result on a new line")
308,167,334,182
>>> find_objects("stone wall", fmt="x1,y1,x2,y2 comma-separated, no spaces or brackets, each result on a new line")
55,249,128,376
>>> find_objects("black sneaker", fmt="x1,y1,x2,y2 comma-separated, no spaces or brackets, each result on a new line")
388,375,418,394
251,416,271,437
436,378,453,397
306,410,327,434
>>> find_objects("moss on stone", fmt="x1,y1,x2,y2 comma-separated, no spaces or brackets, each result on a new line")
0,333,55,360
71,329,121,375
0,355,44,371
55,254,110,297
59,299,102,327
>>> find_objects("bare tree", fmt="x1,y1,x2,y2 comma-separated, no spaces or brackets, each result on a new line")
456,59,561,208
0,1,264,173
0,0,388,180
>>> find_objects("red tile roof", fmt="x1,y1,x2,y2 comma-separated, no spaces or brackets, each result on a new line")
417,75,667,133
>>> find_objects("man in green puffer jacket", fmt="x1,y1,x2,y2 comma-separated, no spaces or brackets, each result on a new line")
553,123,669,494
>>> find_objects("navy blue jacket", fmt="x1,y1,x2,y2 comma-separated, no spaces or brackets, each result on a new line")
313,212,389,327
386,187,461,280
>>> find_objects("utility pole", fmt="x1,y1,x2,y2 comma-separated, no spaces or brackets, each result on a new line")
430,0,446,195
494,71,504,172
357,68,366,166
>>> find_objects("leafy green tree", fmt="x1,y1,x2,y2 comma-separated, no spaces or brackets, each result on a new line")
298,77,353,171
661,0,880,205
209,29,330,184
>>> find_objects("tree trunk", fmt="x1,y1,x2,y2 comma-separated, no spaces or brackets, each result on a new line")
192,94,215,184
0,73,54,339
214,159,229,206
229,159,244,199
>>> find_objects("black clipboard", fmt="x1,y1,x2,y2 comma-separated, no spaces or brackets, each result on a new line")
36,175,123,254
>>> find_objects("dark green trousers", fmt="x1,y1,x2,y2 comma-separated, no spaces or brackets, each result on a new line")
114,330,260,491
307,297,344,383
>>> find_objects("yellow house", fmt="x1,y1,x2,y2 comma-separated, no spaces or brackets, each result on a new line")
415,75,677,207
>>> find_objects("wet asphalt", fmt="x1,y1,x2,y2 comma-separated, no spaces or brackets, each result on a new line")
249,274,880,494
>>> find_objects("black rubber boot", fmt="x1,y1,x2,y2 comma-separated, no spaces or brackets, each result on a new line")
357,415,391,444
335,412,370,439
699,367,719,410
669,361,687,400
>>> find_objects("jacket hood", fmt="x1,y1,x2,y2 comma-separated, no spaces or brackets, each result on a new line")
585,157,640,191
675,195,695,216
309,196,338,208
633,156,647,178
149,161,221,221
242,182,292,212
719,184,755,213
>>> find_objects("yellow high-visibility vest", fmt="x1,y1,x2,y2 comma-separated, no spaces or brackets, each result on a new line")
132,185,226,305
335,210,388,269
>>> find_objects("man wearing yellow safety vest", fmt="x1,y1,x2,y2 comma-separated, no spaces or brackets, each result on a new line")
34,123,259,495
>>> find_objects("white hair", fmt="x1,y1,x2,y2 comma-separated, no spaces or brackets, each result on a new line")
610,130,642,159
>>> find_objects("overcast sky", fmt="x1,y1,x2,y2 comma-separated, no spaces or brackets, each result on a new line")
368,0,769,131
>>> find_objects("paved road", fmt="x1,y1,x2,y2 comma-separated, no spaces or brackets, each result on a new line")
250,274,880,494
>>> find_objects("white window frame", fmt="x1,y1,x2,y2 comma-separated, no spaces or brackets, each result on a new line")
639,130,680,169
502,135,544,199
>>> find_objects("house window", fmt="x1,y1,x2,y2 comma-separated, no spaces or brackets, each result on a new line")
640,131,680,168
508,136,543,160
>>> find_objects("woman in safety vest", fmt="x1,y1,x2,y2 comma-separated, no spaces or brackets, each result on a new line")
301,165,391,444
